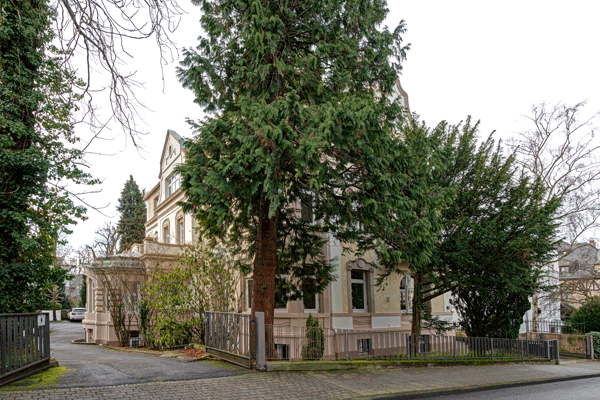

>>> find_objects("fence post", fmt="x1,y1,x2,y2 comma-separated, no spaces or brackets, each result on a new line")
490,338,494,360
44,313,50,359
546,340,551,361
255,312,266,371
555,339,560,364
453,336,457,361
406,334,410,361
204,313,209,348
344,330,349,360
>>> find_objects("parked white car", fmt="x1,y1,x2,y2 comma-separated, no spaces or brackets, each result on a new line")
68,308,86,322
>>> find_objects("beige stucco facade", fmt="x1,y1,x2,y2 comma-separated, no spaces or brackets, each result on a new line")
83,83,454,345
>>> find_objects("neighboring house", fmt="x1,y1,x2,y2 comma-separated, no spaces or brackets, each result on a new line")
558,240,600,318
83,81,454,345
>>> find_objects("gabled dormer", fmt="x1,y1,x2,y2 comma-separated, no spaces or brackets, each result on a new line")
144,129,185,223
159,129,185,201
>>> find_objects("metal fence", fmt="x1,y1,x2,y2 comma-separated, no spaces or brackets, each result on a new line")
204,311,253,368
1,313,50,382
523,319,585,334
264,325,558,363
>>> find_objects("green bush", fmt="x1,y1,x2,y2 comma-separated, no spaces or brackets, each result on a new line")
154,320,193,349
571,297,600,333
301,314,324,360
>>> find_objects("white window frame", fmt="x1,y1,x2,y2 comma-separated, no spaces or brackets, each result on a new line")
166,174,180,198
350,270,368,312
163,225,170,244
177,219,184,244
400,275,413,313
303,292,320,314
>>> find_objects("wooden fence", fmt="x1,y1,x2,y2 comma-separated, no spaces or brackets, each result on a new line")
1,313,51,386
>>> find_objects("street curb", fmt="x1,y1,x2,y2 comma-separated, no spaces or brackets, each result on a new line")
71,339,96,345
266,359,553,372
373,372,600,399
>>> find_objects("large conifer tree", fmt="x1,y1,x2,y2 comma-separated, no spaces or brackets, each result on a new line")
116,176,147,253
177,0,417,325
0,0,92,312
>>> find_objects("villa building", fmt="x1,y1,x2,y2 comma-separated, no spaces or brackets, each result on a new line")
82,81,455,345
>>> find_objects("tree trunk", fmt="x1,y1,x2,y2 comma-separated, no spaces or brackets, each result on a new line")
251,197,279,327
411,272,421,336
531,292,539,333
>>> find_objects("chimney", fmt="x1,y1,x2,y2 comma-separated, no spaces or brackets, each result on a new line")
590,239,596,248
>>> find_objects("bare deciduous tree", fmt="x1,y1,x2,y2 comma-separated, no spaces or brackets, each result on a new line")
510,101,600,323
87,221,121,258
511,101,600,242
47,285,65,320
50,0,185,143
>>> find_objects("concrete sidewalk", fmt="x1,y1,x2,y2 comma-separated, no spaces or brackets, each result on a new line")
2,359,600,399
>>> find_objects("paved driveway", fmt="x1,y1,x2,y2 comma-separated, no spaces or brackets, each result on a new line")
47,321,248,388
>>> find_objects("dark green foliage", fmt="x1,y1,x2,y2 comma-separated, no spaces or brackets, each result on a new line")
79,275,87,308
117,175,147,253
1,0,94,312
424,121,560,339
177,0,411,319
139,300,149,343
571,298,600,333
302,314,325,360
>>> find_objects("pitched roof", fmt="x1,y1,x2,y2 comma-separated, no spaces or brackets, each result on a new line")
159,129,185,178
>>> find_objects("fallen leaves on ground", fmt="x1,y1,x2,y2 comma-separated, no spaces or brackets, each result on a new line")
179,348,206,358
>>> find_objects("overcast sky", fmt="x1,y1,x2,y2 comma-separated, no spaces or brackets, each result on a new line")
66,0,600,251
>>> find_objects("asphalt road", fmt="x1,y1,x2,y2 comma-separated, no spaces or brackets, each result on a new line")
46,321,249,388
427,377,600,399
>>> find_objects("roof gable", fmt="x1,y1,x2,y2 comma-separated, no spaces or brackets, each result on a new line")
159,129,184,178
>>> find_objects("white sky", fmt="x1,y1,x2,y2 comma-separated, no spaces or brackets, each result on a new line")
66,0,600,250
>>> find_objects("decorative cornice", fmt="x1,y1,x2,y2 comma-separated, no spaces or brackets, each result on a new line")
346,258,374,271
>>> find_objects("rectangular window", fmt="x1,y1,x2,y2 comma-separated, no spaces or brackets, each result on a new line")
246,279,253,310
154,197,159,209
163,226,170,243
300,192,314,224
303,292,319,313
357,338,371,356
351,270,367,311
400,275,413,313
275,344,290,361
166,174,180,197
177,220,184,244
